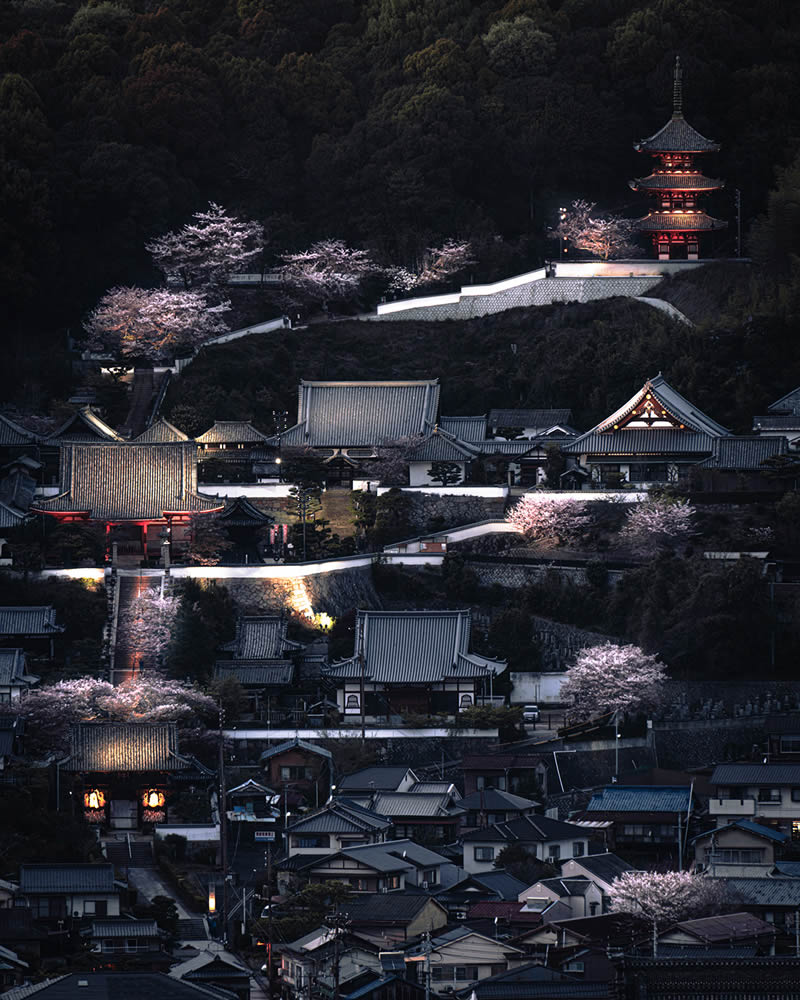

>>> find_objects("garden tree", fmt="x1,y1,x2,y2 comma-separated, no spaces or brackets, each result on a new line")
279,239,377,308
561,642,667,723
545,445,565,488
373,487,414,545
185,514,234,566
427,461,463,486
116,590,181,668
83,286,229,361
281,447,328,488
455,705,524,742
46,522,106,566
350,490,377,541
609,872,726,955
358,437,419,486
268,880,354,944
148,895,180,938
618,496,696,556
288,516,336,562
507,495,588,546
484,608,539,671
164,580,236,682
441,553,481,602
555,200,638,260
495,844,557,885
146,202,264,290
210,674,245,723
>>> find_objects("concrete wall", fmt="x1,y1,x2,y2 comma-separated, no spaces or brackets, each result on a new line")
510,671,568,705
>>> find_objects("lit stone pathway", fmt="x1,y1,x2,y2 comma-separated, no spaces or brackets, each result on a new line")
110,573,161,685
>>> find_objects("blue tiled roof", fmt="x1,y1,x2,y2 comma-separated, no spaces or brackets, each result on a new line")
585,785,692,813
692,819,788,844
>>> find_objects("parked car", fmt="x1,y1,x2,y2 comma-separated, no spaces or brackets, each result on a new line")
522,704,540,723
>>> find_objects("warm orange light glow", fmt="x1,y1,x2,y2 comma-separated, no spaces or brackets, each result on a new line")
143,789,165,808
208,888,216,913
84,789,106,810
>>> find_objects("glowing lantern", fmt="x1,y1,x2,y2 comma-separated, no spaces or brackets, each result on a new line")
143,789,165,808
84,789,106,810
208,887,216,913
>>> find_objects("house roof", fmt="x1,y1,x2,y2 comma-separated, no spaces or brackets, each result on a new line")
344,891,445,925
32,443,223,521
281,926,338,954
133,419,190,443
286,800,391,835
454,961,611,1000
636,211,727,232
407,427,478,463
46,407,124,443
697,435,788,469
227,778,276,796
20,864,116,894
710,762,800,786
753,414,800,430
773,862,800,877
195,422,268,444
716,877,800,907
466,900,540,923
461,815,590,844
0,413,37,446
458,789,539,812
534,878,596,898
90,919,160,939
488,409,573,430
281,380,441,448
368,792,461,818
768,387,800,415
584,785,692,814
0,606,65,637
691,819,789,845
439,416,488,442
339,766,416,792
260,737,333,762
214,661,294,687
0,973,237,999
470,870,529,899
0,648,31,686
181,955,251,982
563,853,634,884
65,722,193,772
325,609,504,685
219,615,296,659
665,912,775,944
630,171,722,191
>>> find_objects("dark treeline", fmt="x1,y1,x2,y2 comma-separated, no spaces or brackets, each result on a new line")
2,0,800,362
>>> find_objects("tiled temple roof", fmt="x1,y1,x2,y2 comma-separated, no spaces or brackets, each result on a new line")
0,606,64,637
562,429,716,456
438,415,488,442
195,421,269,444
216,496,272,526
407,428,478,463
219,615,297,658
634,115,720,154
133,418,190,443
0,414,37,446
214,661,294,686
630,171,722,191
32,442,222,520
489,409,573,429
280,380,440,448
65,722,192,772
45,406,123,443
636,211,727,231
697,435,788,470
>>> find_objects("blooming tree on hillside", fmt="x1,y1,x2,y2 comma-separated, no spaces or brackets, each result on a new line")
507,495,588,546
84,286,229,361
609,871,726,954
116,591,181,666
385,240,475,292
279,239,377,307
560,642,667,722
555,199,637,260
146,202,264,289
619,496,696,556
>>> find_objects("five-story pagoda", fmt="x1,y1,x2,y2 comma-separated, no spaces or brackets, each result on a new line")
630,57,726,260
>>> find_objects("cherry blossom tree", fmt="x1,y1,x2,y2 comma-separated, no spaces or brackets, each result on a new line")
506,495,588,546
116,590,181,667
84,286,229,361
385,240,475,292
555,199,638,260
279,239,377,308
146,202,264,289
560,642,667,722
618,496,696,556
609,871,726,954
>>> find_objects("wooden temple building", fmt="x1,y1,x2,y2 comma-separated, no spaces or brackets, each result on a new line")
630,57,726,259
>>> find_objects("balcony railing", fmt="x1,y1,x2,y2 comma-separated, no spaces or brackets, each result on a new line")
709,798,756,815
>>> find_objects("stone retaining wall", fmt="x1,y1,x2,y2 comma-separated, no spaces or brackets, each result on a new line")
406,493,507,531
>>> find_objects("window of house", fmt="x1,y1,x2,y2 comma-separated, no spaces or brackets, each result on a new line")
792,821,800,842
564,961,584,975
547,845,561,861
126,939,138,951
454,967,479,981
490,965,506,977
281,766,314,781
386,876,401,890
712,848,765,864
294,836,326,849
589,902,599,916
103,939,114,951
85,900,106,916
629,464,667,483
572,842,585,857
781,737,800,754
422,869,438,885
791,788,800,802
475,847,495,862
758,788,781,803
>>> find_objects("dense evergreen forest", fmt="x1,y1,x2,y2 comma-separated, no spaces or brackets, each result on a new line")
3,0,800,400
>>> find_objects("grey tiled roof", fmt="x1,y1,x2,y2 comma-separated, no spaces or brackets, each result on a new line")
282,380,440,448
768,387,800,414
407,429,477,463
669,912,775,943
636,211,727,231
561,429,715,456
214,661,294,686
66,722,192,772
711,762,800,785
20,864,116,894
286,800,391,835
344,891,444,924
458,789,538,811
697,435,788,469
0,606,64,637
0,648,32,686
33,443,223,520
469,870,528,900
0,414,37,445
369,792,460,818
461,815,589,844
566,853,633,883
260,737,333,761
585,785,692,814
634,114,720,153
0,500,28,528
217,496,271,526
753,415,800,430
439,416,488,442
133,419,190,443
325,609,502,684
219,615,294,658
46,407,123,442
537,878,595,897
717,877,800,907
630,171,722,190
195,421,268,444
455,962,610,1000
90,919,159,938
0,973,239,998
489,409,573,429
339,766,415,792
585,374,729,437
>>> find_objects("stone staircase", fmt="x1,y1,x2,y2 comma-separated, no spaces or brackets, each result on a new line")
177,918,208,940
103,839,154,868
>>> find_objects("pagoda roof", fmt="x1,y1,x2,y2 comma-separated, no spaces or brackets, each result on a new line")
630,172,723,192
636,211,727,232
133,418,190,443
635,115,720,154
31,442,223,521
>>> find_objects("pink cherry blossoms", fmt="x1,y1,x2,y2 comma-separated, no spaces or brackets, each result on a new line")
506,495,587,546
560,642,667,721
619,496,696,556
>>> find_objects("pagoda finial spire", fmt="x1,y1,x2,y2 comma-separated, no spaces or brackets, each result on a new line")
673,55,683,117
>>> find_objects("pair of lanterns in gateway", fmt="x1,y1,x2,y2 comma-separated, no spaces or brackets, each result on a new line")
83,789,165,809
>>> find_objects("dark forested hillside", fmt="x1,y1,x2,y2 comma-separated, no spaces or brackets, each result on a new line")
2,0,800,350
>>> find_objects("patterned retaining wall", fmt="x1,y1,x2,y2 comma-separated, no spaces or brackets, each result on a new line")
374,275,662,322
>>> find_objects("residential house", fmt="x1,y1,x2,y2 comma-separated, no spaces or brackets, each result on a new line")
278,925,381,1000
514,913,642,963
434,871,528,922
0,972,254,999
558,852,635,910
406,926,524,993
0,606,65,658
464,900,554,937
766,714,800,759
285,798,392,858
753,386,800,450
0,908,47,965
655,912,776,955
452,963,614,1000
173,953,252,1000
61,722,215,830
693,436,789,491
343,892,449,945
85,918,168,970
461,816,592,874
260,738,333,806
0,944,28,992
353,789,464,843
578,785,695,859
325,610,505,719
458,790,539,832
692,820,788,877
339,973,426,1000
0,648,39,702
461,752,548,798
707,877,800,932
297,840,452,893
225,778,281,849
18,864,121,921
31,441,223,559
709,762,800,838
560,373,731,489
518,878,603,919
338,766,420,796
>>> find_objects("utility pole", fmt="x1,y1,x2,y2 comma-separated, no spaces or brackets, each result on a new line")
218,702,228,945
423,930,432,1000
358,615,366,741
265,847,274,998
735,189,742,257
